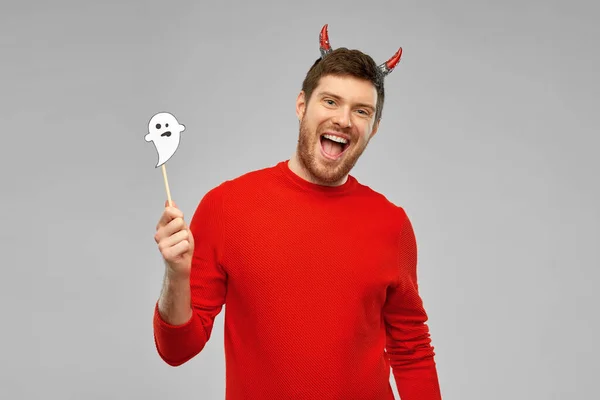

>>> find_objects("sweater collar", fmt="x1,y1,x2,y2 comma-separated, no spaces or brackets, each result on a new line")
276,159,359,195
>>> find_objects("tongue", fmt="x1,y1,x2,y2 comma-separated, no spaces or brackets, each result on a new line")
323,138,343,157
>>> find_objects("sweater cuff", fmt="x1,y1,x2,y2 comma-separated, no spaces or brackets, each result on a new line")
154,302,206,366
153,301,194,332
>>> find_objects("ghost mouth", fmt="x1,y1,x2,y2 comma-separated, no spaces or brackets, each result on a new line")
161,131,172,137
320,134,350,159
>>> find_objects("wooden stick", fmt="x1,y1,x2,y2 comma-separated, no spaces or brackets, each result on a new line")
161,164,172,207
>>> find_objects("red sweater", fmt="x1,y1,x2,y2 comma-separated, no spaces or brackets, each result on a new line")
153,160,441,399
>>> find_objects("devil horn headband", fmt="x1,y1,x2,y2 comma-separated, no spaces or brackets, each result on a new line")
319,24,402,77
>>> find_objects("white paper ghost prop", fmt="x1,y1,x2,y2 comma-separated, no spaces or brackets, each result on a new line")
145,112,186,168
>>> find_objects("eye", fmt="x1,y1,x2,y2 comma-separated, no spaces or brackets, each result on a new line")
166,123,169,127
156,123,161,129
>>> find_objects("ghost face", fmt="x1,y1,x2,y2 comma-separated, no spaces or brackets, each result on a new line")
145,112,186,167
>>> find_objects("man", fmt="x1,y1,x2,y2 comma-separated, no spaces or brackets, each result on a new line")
152,25,442,400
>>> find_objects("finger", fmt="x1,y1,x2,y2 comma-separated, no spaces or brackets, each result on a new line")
164,239,191,260
158,229,189,251
156,207,184,230
164,216,187,236
155,217,187,243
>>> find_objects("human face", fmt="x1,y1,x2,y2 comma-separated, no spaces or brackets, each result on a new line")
292,74,380,186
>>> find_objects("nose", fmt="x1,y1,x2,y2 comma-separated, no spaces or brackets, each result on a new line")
332,107,352,128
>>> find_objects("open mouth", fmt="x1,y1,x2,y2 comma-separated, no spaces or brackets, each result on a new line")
161,131,172,137
320,133,350,160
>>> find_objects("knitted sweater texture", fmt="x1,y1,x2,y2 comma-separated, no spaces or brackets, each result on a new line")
153,160,441,399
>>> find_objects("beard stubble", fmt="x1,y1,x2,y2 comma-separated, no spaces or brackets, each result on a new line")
296,115,370,186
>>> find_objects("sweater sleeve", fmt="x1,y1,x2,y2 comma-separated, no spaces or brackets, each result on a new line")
383,209,442,399
153,184,228,366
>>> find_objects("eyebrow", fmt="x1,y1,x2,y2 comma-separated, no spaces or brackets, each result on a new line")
318,91,376,112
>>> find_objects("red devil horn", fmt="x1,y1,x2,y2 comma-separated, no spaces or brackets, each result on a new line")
378,48,403,77
319,24,332,58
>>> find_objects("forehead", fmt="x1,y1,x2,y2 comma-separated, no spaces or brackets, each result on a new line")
313,75,377,106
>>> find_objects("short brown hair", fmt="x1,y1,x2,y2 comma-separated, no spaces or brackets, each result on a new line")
301,47,385,121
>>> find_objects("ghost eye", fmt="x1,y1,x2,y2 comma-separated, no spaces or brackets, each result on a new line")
156,124,161,129
166,123,169,127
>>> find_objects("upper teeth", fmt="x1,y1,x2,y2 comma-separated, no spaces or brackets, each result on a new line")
323,134,348,144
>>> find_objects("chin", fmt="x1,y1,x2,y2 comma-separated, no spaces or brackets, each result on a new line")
307,146,355,185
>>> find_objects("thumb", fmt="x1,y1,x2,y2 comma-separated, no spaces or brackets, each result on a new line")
165,199,178,208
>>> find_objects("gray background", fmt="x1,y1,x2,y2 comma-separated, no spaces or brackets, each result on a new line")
2,0,598,399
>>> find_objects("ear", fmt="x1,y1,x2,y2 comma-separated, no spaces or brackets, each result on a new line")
296,91,307,121
369,118,380,139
